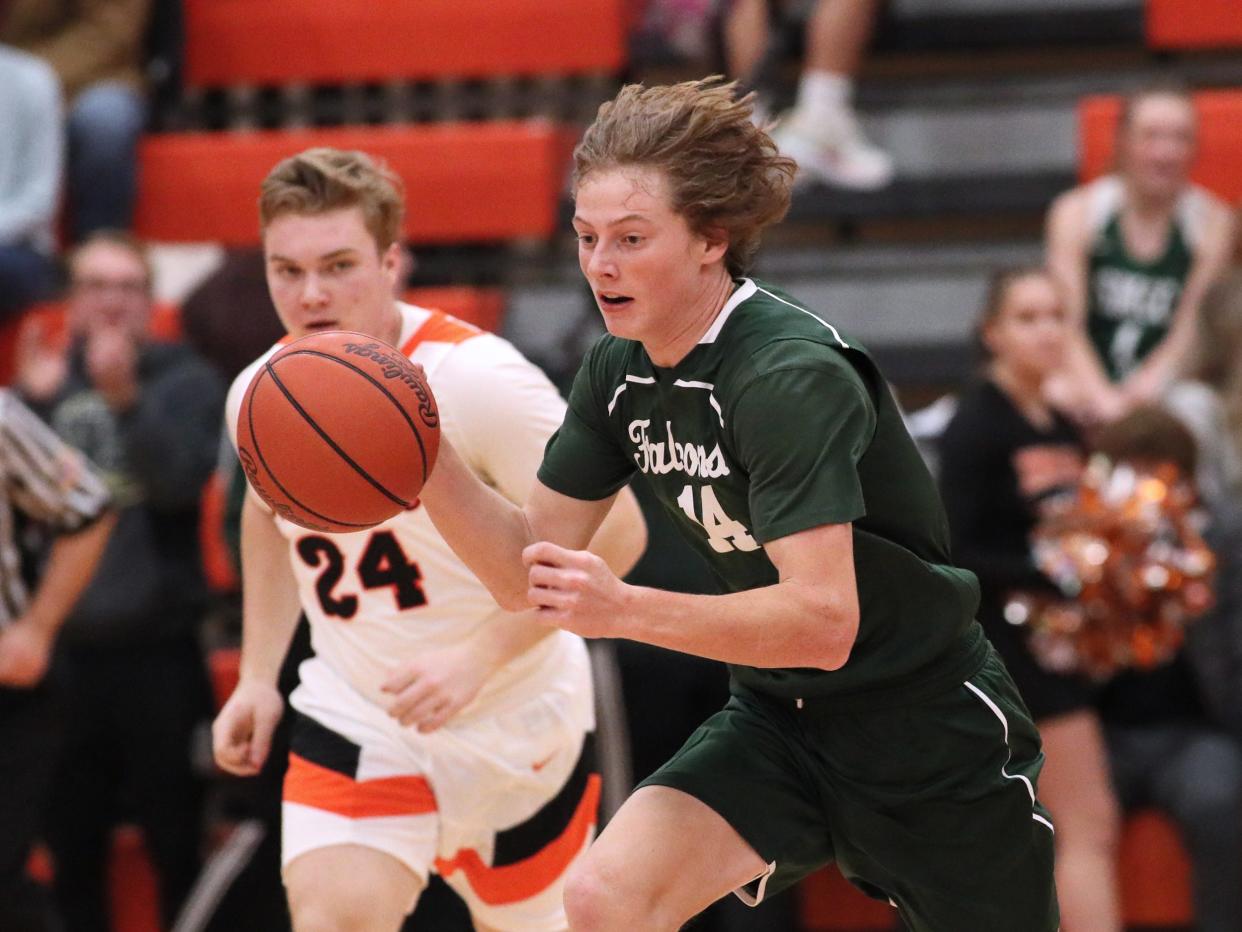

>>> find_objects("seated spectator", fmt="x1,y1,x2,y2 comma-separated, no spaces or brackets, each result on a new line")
0,390,113,932
17,230,225,932
1045,84,1236,424
2,0,153,242
1164,271,1242,744
0,43,62,321
1092,406,1242,932
1164,269,1242,510
723,0,892,190
938,267,1122,931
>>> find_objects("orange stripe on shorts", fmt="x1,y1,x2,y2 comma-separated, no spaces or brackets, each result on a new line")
434,773,602,905
283,753,437,819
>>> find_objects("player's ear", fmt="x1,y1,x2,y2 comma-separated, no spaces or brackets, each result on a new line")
380,241,403,284
699,227,729,267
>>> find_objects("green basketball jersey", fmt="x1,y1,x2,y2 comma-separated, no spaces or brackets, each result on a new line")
538,278,981,700
1087,176,1198,381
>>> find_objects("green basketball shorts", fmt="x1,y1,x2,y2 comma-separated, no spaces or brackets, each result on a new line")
638,642,1058,932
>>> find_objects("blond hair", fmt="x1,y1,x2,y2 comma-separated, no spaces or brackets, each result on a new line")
259,148,405,252
573,77,795,277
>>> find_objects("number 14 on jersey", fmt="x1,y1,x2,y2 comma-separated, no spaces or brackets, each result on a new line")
676,484,760,553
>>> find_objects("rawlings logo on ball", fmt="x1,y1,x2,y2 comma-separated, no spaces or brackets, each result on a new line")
342,341,440,428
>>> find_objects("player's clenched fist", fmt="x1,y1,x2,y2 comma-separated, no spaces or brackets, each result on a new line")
212,679,285,776
523,541,630,639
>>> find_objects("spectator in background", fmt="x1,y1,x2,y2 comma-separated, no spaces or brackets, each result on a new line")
938,268,1122,932
1164,269,1242,511
0,43,63,321
1091,407,1242,932
723,0,892,190
17,230,225,931
1165,271,1242,744
2,0,153,242
1045,84,1236,425
0,392,113,932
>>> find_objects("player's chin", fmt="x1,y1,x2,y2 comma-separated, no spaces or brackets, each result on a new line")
598,307,641,339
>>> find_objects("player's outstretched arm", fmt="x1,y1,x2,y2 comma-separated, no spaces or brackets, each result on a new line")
212,496,300,776
419,437,619,611
526,521,859,670
383,485,646,732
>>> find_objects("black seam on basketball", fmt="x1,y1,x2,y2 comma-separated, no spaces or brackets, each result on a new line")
264,358,413,509
275,349,430,485
246,368,376,529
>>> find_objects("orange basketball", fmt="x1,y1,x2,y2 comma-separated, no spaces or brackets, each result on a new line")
236,330,439,533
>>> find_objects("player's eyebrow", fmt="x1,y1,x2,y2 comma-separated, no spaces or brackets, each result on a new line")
572,213,650,228
268,248,359,264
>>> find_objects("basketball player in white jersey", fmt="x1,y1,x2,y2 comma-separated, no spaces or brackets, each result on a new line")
211,147,647,932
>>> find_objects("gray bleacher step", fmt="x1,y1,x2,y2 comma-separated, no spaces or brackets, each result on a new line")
781,93,1076,219
502,238,1042,388
880,0,1144,50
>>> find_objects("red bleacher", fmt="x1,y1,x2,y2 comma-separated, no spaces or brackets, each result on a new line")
184,0,627,87
134,123,576,246
1146,0,1242,50
1078,89,1242,202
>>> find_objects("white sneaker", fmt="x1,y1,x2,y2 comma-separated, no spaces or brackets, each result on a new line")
772,109,895,191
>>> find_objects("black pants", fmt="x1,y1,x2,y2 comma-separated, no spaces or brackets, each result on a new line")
0,675,66,932
47,638,212,932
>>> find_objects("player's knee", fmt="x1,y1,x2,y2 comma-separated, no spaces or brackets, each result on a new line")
564,860,675,931
564,861,626,931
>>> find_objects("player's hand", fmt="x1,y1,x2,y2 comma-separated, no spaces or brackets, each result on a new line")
212,679,284,776
381,643,490,733
0,618,54,688
523,541,629,639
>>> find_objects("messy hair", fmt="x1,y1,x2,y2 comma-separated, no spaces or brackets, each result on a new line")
259,147,405,252
573,77,795,277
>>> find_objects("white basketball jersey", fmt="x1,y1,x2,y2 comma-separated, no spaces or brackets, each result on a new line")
227,303,590,721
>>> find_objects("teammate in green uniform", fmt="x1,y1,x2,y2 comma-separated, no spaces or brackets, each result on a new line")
419,78,1058,931
1046,84,1236,424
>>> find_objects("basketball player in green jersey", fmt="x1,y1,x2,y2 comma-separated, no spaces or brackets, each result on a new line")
420,78,1058,931
1046,84,1235,424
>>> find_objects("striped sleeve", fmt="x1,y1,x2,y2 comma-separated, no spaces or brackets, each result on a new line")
0,391,111,532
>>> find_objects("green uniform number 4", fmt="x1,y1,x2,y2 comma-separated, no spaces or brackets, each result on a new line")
676,484,760,553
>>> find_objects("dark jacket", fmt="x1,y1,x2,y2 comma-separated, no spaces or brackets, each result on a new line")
35,337,224,646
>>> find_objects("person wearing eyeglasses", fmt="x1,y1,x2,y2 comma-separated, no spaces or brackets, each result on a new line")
16,230,227,932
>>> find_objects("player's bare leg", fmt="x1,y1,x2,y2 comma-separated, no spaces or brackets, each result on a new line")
285,844,424,932
563,786,769,931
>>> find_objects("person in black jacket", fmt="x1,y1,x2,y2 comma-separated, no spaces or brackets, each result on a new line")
18,230,225,931
939,267,1123,932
